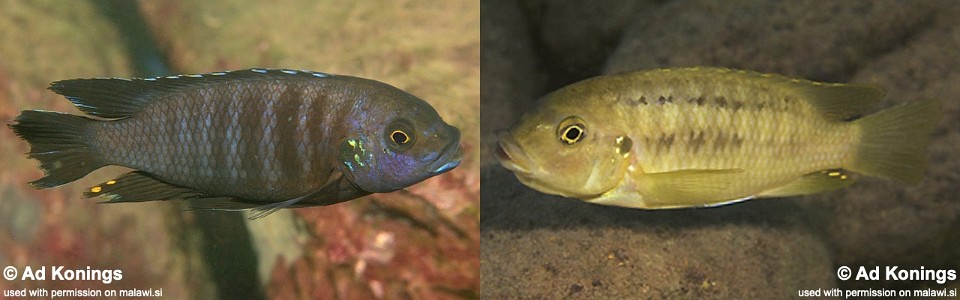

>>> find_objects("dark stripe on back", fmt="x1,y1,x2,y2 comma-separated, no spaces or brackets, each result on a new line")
308,90,331,180
277,84,305,184
622,92,791,115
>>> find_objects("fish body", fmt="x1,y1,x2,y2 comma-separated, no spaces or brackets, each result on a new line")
497,67,939,209
10,68,462,218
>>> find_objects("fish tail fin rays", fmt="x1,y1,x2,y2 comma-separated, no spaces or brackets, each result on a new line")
850,98,941,184
8,110,108,188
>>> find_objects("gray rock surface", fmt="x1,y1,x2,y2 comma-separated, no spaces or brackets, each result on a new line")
481,168,836,299
538,0,656,85
480,0,547,168
806,4,960,289
608,0,939,81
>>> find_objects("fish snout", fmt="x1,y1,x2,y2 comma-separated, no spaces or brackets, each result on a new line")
426,122,463,176
430,142,462,175
496,131,533,174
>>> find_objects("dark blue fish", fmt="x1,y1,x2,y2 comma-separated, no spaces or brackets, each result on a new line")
9,68,462,218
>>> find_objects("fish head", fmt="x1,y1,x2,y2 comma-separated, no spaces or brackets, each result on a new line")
497,103,632,200
339,87,462,193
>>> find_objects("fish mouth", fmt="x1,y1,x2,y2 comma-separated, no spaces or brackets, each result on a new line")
496,131,534,174
429,141,463,175
496,132,600,199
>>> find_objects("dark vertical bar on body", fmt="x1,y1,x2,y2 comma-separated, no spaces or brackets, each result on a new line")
92,2,266,299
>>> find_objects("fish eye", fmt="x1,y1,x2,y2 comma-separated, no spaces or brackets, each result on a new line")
557,116,586,145
385,119,417,150
561,125,584,144
391,130,410,145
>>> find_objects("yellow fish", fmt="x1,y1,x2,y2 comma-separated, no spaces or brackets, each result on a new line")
496,67,940,209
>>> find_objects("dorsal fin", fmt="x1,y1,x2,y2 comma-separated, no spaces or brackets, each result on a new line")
789,82,885,121
726,68,886,121
651,68,886,121
49,68,336,119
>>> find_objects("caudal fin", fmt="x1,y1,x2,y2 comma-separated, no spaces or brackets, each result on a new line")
8,110,108,188
850,98,940,184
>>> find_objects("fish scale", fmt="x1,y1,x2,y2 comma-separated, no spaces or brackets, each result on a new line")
498,67,939,209
618,71,857,201
9,68,462,218
99,79,330,200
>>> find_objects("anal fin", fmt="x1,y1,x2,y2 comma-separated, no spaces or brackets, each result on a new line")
186,189,317,220
642,168,745,208
247,196,309,220
85,171,204,202
88,171,320,220
757,169,856,198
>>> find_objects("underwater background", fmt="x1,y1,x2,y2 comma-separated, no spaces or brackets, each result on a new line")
481,0,960,298
0,1,478,299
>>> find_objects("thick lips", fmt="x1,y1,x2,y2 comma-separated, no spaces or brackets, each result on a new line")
496,131,533,174
429,141,462,175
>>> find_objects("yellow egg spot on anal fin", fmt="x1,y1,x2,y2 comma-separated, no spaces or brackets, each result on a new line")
91,186,102,193
758,169,856,198
106,180,117,185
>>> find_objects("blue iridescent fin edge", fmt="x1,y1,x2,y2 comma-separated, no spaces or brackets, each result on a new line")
49,69,335,119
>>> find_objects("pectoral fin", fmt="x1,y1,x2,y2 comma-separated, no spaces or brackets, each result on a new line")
247,196,309,220
186,193,314,220
758,169,856,198
641,168,745,208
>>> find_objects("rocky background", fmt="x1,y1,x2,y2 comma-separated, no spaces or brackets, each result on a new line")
481,0,960,298
0,1,478,299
